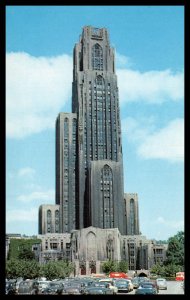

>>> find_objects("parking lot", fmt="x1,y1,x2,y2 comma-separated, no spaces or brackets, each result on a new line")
6,277,185,295
128,280,184,295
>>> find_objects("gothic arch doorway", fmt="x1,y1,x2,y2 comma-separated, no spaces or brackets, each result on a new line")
138,272,148,277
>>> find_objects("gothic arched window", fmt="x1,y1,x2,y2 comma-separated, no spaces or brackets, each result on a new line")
92,44,103,70
47,209,52,233
130,199,135,235
55,209,59,233
47,210,51,223
96,75,104,86
100,165,114,228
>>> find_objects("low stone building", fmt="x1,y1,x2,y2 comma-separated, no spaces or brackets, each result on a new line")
37,233,71,264
36,226,167,275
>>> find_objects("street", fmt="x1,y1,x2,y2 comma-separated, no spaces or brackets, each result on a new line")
127,280,184,295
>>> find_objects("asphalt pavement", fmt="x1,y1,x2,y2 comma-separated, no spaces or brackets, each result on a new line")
128,280,184,295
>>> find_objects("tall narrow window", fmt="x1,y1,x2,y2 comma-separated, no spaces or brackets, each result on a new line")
130,199,135,235
47,209,52,233
64,118,69,232
55,210,59,233
100,165,113,228
92,44,103,70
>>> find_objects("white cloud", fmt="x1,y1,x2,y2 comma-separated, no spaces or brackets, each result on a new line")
6,208,38,222
6,52,72,139
115,52,132,68
6,51,184,140
17,189,55,203
18,167,36,177
138,118,184,162
122,116,156,142
122,117,184,163
117,68,184,104
156,216,184,230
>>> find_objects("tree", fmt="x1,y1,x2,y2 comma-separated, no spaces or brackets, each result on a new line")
150,263,165,277
101,260,118,274
22,260,41,279
6,258,75,281
6,259,23,279
8,238,41,260
165,231,184,267
40,260,74,280
164,263,181,277
18,248,35,260
101,260,128,274
6,259,41,279
118,261,128,273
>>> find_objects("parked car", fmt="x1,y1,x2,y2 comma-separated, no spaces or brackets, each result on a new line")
131,277,140,289
42,281,64,295
109,272,128,279
148,280,159,293
91,281,115,294
156,278,167,290
36,280,50,294
83,286,113,295
125,279,134,291
62,286,81,294
135,283,158,295
131,276,149,289
17,280,38,295
99,278,118,294
114,279,130,293
62,280,85,294
176,272,184,281
138,276,149,283
6,280,17,295
14,277,23,293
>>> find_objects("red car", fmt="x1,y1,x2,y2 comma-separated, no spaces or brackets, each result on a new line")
175,272,184,281
109,272,128,279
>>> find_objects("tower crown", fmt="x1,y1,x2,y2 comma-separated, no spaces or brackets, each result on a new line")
80,26,110,43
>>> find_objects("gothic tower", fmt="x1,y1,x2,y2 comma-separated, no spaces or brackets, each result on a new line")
71,26,126,234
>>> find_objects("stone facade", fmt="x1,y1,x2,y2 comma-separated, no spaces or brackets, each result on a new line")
36,227,167,275
37,233,71,264
36,26,167,272
38,204,60,234
124,193,140,235
88,161,126,234
56,113,77,233
72,26,126,233
39,27,134,235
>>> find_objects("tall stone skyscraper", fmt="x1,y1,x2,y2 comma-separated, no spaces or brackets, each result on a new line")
56,26,127,235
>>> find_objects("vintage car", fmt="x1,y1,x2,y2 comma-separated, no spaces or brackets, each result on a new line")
99,278,118,294
114,279,130,293
135,283,158,295
6,280,17,295
17,280,38,295
83,286,114,295
109,272,128,279
156,278,167,290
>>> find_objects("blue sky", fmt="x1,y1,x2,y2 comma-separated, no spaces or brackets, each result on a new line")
6,5,184,240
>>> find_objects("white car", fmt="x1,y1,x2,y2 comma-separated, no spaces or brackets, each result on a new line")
99,279,118,294
115,278,133,292
156,278,167,290
125,279,134,291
